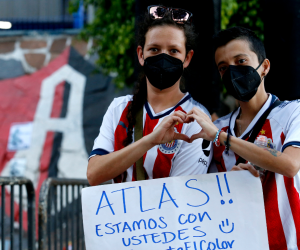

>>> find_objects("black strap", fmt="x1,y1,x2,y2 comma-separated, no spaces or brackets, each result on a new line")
235,100,282,165
134,108,147,180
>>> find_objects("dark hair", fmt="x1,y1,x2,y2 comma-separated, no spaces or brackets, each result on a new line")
123,11,197,147
212,26,266,63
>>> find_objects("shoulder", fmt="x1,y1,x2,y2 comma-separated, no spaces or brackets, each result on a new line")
269,99,300,124
213,112,232,129
110,95,133,108
277,99,300,111
106,95,133,114
187,97,211,118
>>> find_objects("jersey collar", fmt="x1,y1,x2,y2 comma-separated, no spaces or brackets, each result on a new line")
145,92,191,120
229,94,278,139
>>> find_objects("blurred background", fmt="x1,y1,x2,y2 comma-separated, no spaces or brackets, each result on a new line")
0,0,299,249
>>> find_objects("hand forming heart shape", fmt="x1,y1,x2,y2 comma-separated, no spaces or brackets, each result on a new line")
149,107,219,145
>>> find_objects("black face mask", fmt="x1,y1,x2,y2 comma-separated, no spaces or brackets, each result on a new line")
144,53,184,90
222,61,264,102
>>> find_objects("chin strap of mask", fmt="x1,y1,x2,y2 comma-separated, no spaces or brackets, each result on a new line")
256,59,266,82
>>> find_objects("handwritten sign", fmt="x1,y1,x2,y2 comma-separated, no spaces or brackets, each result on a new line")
82,171,269,250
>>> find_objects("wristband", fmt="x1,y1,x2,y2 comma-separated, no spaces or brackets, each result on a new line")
225,133,231,155
213,129,222,147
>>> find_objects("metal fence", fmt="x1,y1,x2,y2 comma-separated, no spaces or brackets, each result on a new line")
0,177,35,250
38,178,89,250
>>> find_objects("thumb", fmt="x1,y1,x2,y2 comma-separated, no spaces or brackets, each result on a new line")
190,131,204,143
173,133,190,143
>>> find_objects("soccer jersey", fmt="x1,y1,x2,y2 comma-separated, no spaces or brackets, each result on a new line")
210,94,300,250
90,92,212,183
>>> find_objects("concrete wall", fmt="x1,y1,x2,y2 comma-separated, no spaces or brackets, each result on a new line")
0,34,93,74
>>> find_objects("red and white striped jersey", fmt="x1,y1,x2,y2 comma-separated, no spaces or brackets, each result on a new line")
210,94,300,250
90,93,212,183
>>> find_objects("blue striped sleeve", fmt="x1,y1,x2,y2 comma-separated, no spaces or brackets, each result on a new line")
89,148,110,158
281,141,300,152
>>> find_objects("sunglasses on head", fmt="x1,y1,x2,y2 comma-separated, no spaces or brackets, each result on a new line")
147,5,193,24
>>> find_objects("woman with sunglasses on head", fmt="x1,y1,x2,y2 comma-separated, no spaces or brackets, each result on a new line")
87,6,212,185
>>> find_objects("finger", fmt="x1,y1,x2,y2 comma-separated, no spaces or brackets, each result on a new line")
185,113,199,123
186,107,200,117
174,110,187,117
237,164,259,177
192,107,204,116
187,108,211,123
189,131,204,142
186,109,194,116
186,114,199,122
190,107,208,117
161,118,182,130
172,116,185,124
187,114,206,127
173,133,190,143
236,163,254,170
184,116,194,123
246,165,260,177
173,111,187,121
194,110,212,123
230,165,242,171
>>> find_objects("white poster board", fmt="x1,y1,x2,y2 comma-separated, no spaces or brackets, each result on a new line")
82,171,269,250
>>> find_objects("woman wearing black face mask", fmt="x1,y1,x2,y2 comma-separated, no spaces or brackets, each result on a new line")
87,6,213,185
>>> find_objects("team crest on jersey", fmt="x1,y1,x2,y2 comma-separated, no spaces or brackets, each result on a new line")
158,127,181,154
159,140,180,154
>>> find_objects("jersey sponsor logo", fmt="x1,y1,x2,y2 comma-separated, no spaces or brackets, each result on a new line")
199,140,210,167
198,157,208,167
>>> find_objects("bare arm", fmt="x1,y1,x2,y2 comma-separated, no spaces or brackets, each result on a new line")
218,132,300,178
87,136,154,185
87,111,190,185
186,107,300,178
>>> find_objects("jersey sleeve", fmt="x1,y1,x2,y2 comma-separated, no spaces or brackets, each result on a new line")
89,100,116,158
282,105,300,152
170,122,213,176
